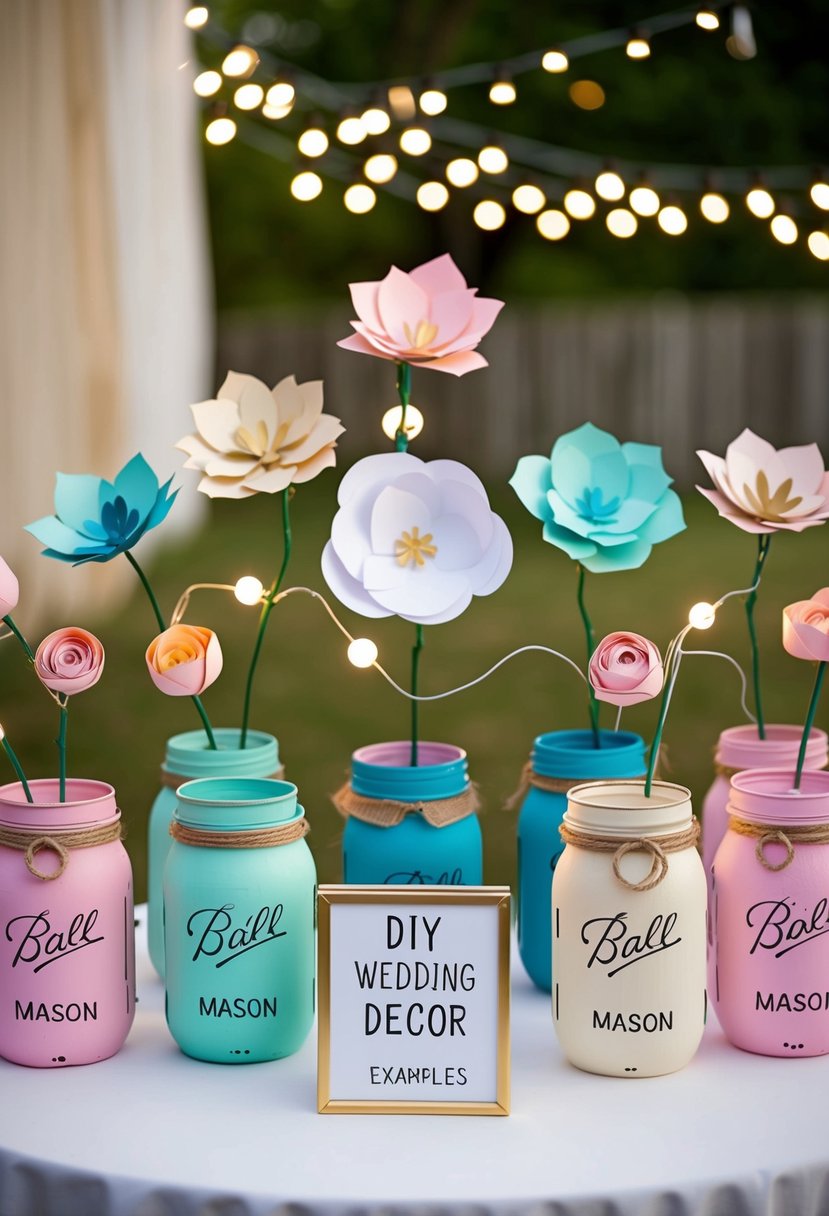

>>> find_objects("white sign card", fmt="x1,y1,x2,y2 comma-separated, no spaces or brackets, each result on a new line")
317,885,510,1115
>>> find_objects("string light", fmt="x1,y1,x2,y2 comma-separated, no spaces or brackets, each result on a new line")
336,115,366,145
808,231,829,260
489,72,517,105
688,602,716,630
234,83,264,110
700,191,730,223
262,102,292,120
382,404,425,440
630,183,660,216
266,81,295,109
606,208,638,238
222,46,258,78
193,70,222,98
658,204,688,235
478,144,509,174
290,170,323,201
205,116,236,145
595,169,625,201
537,209,570,240
297,127,328,157
416,181,450,211
746,186,775,218
473,200,507,230
728,5,756,59
184,6,209,29
387,85,417,120
234,577,264,606
512,184,546,214
446,158,478,188
569,80,605,110
361,105,391,135
344,183,377,214
364,154,397,184
542,48,569,73
347,638,379,669
399,126,431,156
695,8,720,30
626,30,651,59
810,180,829,210
563,188,596,220
770,213,798,245
419,87,448,116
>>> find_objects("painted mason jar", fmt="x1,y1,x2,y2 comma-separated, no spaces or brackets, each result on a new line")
513,729,646,992
147,728,281,978
164,776,315,1064
336,742,482,886
0,779,135,1068
712,768,829,1058
553,780,706,1078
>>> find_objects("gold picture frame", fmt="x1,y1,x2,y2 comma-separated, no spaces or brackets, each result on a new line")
317,885,511,1115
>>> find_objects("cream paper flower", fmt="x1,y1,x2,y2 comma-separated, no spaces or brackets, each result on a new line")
177,372,345,498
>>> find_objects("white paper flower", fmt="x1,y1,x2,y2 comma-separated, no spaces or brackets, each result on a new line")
177,372,345,498
322,453,513,625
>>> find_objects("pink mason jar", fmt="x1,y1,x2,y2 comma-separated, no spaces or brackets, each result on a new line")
711,768,829,1058
0,779,135,1067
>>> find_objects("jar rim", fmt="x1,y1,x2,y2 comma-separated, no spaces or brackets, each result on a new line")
177,777,297,807
567,779,691,811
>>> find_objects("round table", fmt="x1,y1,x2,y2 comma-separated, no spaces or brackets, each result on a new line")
1,906,828,1216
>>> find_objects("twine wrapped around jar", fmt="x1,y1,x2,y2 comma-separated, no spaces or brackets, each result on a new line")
169,818,309,849
506,763,650,811
0,821,123,880
728,816,829,872
559,818,701,891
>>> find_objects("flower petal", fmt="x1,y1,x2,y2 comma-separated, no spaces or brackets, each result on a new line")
191,398,243,454
377,267,431,348
53,474,104,534
221,372,278,439
510,455,553,522
242,466,295,494
581,538,654,573
321,542,392,619
370,486,433,555
112,455,160,521
415,350,488,376
282,413,344,464
337,332,396,361
291,446,338,484
408,253,469,295
25,515,89,556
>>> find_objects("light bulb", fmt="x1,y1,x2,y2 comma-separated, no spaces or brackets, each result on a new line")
234,576,264,606
478,145,509,175
626,34,651,59
695,8,720,29
810,182,829,210
399,126,431,156
746,187,775,218
512,184,546,214
222,46,258,78
419,88,447,116
595,170,625,201
347,638,379,668
381,404,425,441
473,200,506,231
290,171,322,201
344,183,376,214
688,602,716,630
630,185,660,216
542,48,569,73
364,154,397,184
387,85,416,120
193,70,222,97
700,192,729,223
234,83,264,110
569,80,605,110
337,116,367,145
446,158,478,188
184,6,209,29
489,78,516,105
658,205,688,235
266,81,295,108
262,102,292,120
361,106,390,135
770,214,798,245
808,231,829,260
563,188,596,220
298,128,328,157
205,117,236,145
417,181,449,211
606,208,637,238
536,209,570,241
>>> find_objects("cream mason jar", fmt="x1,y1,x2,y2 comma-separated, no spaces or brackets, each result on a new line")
552,780,707,1078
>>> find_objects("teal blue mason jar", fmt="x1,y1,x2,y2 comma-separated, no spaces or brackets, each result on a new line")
147,729,281,978
163,777,315,1064
339,742,482,885
516,729,646,991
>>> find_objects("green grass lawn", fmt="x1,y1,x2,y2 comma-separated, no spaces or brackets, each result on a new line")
2,482,826,901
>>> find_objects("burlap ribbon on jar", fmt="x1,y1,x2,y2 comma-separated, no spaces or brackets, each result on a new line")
169,817,309,849
332,782,480,829
0,821,123,880
728,816,829,872
559,818,701,892
159,766,285,791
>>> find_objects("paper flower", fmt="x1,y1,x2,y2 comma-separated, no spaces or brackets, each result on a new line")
589,632,663,707
337,254,503,377
177,372,344,499
321,453,513,625
510,423,685,573
0,557,19,617
25,454,177,565
783,589,829,662
697,429,829,534
146,625,223,697
35,628,105,695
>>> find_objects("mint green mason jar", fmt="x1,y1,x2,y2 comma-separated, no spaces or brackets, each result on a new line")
147,729,281,978
163,777,315,1064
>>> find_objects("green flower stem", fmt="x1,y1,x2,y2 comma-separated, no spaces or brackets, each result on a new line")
794,661,827,790
240,488,292,749
1,733,33,802
644,650,681,798
410,624,424,767
2,614,35,663
745,534,772,740
395,362,412,452
126,549,218,750
576,564,601,747
57,696,68,802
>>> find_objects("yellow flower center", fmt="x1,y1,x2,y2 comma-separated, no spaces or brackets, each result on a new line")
402,319,439,351
742,471,803,522
235,420,292,465
395,526,438,569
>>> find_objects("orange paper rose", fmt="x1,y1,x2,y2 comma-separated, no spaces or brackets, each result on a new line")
146,625,223,697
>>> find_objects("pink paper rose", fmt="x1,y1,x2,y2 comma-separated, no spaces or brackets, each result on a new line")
783,589,829,662
146,625,222,696
35,627,105,695
337,253,503,376
0,556,19,617
588,632,664,706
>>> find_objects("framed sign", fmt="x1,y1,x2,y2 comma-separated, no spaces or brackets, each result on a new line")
317,885,510,1115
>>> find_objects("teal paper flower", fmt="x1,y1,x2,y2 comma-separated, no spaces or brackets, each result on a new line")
26,454,177,565
510,423,685,572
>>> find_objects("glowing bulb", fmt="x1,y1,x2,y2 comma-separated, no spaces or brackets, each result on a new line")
810,182,829,210
569,80,605,110
337,116,367,145
537,209,570,240
658,205,688,235
489,79,516,105
234,83,264,110
0,723,5,742
364,154,398,184
626,34,651,59
417,181,449,211
193,70,222,98
746,187,775,218
808,231,829,260
347,638,379,669
700,192,729,223
696,8,720,29
184,6,209,29
290,171,322,201
563,189,596,220
399,127,431,156
419,88,447,116
478,145,509,175
387,85,416,120
473,200,506,231
262,103,292,120
512,184,546,214
770,214,798,245
606,208,637,238
361,106,390,135
630,185,660,216
381,404,425,441
446,158,478,188
298,128,328,157
205,117,236,145
266,81,295,109
688,602,716,630
595,170,625,201
542,49,569,73
234,576,264,606
222,46,258,78
344,184,376,214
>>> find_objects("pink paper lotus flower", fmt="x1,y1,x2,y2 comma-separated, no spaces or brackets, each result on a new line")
0,556,19,617
588,632,664,707
35,628,105,695
146,625,223,697
337,254,503,376
697,429,829,534
783,589,829,662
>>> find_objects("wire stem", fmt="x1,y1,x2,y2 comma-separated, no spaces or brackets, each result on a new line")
240,488,292,748
2,614,35,663
794,662,826,790
1,735,33,802
410,624,424,766
576,564,601,747
744,534,772,739
395,362,412,452
57,697,68,802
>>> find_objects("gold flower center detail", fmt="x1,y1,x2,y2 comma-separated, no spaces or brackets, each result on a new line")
402,319,439,351
235,420,292,466
395,526,438,569
742,471,803,522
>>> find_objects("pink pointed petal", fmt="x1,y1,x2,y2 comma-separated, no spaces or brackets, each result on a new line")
725,429,778,473
697,449,728,492
349,321,408,359
468,295,504,339
337,332,395,362
776,442,827,496
349,279,383,330
203,632,224,690
778,494,828,520
417,350,488,376
376,267,431,346
790,619,829,662
291,447,337,484
695,487,775,533
428,289,477,347
408,253,468,295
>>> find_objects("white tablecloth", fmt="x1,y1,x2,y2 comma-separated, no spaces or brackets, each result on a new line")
1,907,828,1216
